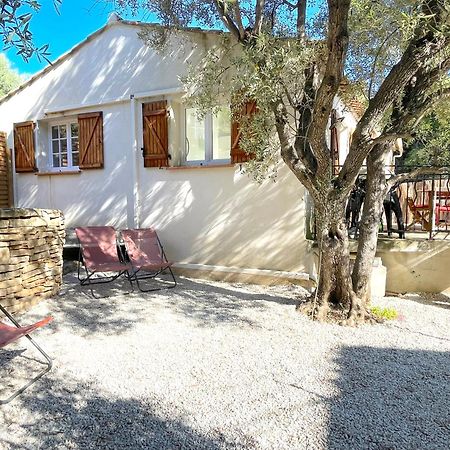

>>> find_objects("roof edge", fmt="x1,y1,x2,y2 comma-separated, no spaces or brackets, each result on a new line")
0,24,115,106
0,21,224,106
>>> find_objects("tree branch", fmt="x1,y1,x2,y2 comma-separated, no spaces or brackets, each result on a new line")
371,133,413,146
368,28,399,99
282,0,297,8
272,100,319,196
233,1,246,40
254,0,265,35
337,1,450,189
387,166,450,190
307,0,351,168
385,85,450,138
296,0,307,41
213,0,242,41
406,87,450,128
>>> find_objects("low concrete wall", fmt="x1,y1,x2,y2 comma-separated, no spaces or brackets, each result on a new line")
310,238,450,296
173,263,313,287
375,238,450,293
0,208,65,314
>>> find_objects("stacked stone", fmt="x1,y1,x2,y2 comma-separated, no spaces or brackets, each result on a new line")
0,208,65,314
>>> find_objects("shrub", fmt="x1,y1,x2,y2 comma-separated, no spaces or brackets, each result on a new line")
370,306,398,321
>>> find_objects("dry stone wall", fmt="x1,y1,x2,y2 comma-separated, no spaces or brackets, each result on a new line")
0,208,65,314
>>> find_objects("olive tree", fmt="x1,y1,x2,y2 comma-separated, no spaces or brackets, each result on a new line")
403,104,450,166
118,0,449,324
0,54,22,96
0,0,61,61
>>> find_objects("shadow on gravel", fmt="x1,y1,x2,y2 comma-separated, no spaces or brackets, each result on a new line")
328,346,450,450
161,277,301,327
0,378,245,450
40,272,146,337
55,272,302,331
400,293,450,310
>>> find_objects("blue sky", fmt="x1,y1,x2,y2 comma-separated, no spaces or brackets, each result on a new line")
4,1,321,79
5,0,155,77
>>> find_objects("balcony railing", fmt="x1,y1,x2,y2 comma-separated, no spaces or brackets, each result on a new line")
311,167,450,240
395,169,450,239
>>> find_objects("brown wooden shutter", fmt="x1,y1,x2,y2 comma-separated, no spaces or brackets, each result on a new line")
78,111,104,169
142,100,169,168
330,109,340,175
0,132,13,207
231,100,257,164
13,121,36,172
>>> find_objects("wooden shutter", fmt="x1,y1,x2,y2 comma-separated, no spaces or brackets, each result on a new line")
13,121,36,172
78,111,104,169
231,100,257,164
330,109,340,175
142,100,169,168
0,132,13,207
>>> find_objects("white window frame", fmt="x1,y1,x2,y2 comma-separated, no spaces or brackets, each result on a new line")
183,107,231,166
48,119,79,171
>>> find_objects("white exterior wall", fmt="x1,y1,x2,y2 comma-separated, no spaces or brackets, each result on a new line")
11,103,133,228
326,97,358,167
0,22,309,273
137,165,306,270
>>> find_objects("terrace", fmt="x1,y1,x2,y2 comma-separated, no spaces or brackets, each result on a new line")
306,169,450,294
327,168,450,241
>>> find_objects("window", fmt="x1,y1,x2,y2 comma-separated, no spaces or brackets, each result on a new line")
49,121,79,170
185,107,231,164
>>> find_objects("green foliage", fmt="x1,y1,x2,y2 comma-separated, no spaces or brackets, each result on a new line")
125,0,450,181
117,0,310,37
181,32,322,181
0,53,22,97
404,102,450,166
314,0,443,99
346,0,412,98
0,0,61,62
370,306,399,321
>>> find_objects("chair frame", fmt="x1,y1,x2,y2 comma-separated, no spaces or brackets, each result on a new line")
122,229,177,292
0,304,52,405
76,227,134,298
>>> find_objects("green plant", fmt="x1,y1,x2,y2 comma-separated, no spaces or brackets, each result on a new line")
370,306,399,321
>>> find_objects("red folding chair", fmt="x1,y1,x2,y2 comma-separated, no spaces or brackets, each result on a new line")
0,303,52,404
75,226,133,297
121,228,176,292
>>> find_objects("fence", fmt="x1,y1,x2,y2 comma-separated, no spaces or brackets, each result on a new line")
396,170,450,239
0,132,13,208
311,167,450,240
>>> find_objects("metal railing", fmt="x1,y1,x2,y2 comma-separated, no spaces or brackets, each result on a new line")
311,166,450,240
395,169,450,239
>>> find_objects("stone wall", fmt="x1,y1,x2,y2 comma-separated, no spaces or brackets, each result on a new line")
0,208,65,314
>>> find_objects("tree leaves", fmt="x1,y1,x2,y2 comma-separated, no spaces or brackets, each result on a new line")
0,0,61,62
0,53,22,97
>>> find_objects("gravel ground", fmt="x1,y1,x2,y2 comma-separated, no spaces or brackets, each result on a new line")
0,272,449,450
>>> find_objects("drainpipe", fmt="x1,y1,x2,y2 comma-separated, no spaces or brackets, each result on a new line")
130,94,141,228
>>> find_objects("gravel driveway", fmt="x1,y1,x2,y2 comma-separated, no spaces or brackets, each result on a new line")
0,273,449,450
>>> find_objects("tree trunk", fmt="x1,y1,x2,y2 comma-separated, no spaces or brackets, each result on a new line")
311,198,366,324
352,143,390,303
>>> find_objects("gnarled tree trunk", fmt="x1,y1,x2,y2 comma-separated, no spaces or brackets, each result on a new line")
352,143,390,303
311,194,367,324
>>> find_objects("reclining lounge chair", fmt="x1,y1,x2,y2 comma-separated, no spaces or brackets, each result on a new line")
75,226,133,297
0,303,52,404
121,228,176,292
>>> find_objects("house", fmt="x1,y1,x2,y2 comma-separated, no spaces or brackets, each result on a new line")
0,15,357,283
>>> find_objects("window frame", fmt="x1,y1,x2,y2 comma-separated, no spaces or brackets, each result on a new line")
183,106,231,166
48,119,79,172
